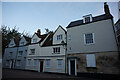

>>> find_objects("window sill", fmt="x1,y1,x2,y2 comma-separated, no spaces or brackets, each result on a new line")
84,43,95,45
52,53,60,54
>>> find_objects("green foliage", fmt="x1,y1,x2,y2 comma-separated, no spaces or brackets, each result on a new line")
1,25,21,55
45,28,53,34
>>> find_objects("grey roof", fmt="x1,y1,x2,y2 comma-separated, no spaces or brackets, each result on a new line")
67,14,113,28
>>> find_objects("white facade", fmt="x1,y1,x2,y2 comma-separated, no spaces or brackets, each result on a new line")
8,39,16,47
19,37,27,46
53,26,66,45
31,34,41,43
26,26,67,73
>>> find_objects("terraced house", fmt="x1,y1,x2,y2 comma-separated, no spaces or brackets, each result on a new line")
3,36,20,69
26,25,67,73
66,2,119,76
3,35,31,70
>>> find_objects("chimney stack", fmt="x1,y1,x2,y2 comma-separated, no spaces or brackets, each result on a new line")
37,29,41,36
104,2,110,14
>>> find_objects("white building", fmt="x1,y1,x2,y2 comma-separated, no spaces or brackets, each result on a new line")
26,26,67,73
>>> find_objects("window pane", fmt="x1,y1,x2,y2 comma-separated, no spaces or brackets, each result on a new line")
58,59,62,68
85,33,94,44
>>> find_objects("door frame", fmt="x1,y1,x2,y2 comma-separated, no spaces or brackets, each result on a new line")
38,60,44,72
68,59,77,76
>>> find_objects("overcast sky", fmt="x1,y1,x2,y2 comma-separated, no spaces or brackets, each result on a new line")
2,2,118,35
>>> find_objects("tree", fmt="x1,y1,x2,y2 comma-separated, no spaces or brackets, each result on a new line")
1,25,21,56
45,28,53,34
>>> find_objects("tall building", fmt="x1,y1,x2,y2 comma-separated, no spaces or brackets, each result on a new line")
66,2,119,76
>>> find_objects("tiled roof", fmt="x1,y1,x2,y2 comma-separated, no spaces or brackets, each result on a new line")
42,33,53,47
67,14,113,28
23,35,31,44
14,36,21,46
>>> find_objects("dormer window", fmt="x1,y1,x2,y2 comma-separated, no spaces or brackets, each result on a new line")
33,38,37,43
21,42,24,45
57,34,62,40
83,14,92,23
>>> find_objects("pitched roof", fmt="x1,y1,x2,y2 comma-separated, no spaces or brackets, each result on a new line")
42,33,53,47
54,25,66,35
67,14,113,28
13,36,21,46
23,35,31,44
115,19,120,26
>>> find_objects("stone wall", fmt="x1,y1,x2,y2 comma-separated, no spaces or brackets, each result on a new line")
67,51,120,74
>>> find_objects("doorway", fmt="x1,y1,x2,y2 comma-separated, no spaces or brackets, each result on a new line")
70,60,75,75
69,59,77,76
40,61,43,72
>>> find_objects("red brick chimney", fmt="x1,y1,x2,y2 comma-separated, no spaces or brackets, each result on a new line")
37,29,41,36
104,2,110,14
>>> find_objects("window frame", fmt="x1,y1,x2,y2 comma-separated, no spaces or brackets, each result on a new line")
17,60,21,66
84,33,95,45
57,59,63,69
18,51,23,56
53,47,60,54
33,38,37,43
30,49,35,55
45,59,51,68
33,59,37,66
56,34,63,40
86,54,96,67
27,59,31,66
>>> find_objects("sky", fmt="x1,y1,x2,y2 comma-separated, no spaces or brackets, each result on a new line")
2,2,119,35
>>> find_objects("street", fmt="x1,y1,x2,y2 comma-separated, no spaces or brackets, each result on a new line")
2,69,102,80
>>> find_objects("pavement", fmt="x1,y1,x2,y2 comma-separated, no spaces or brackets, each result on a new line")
2,69,103,80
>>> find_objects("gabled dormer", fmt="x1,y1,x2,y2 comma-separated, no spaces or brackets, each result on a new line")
31,29,41,43
19,35,31,46
8,36,20,47
8,38,16,47
53,25,66,45
83,14,92,23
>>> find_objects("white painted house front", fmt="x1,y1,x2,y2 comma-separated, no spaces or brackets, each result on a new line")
26,26,67,73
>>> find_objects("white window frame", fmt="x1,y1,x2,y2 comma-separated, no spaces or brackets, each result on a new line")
45,59,50,68
30,49,35,55
33,59,37,66
18,51,23,56
20,42,25,45
83,14,92,23
17,60,21,66
57,59,63,69
53,47,60,54
84,33,95,45
33,38,37,43
86,54,96,67
56,34,63,40
27,59,31,66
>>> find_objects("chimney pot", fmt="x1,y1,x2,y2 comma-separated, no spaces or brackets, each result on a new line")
104,2,110,14
37,29,41,36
